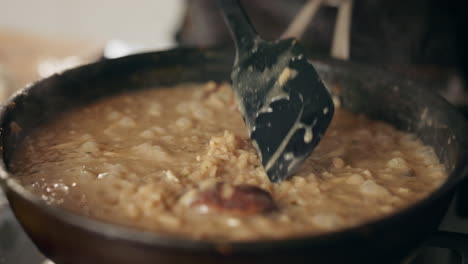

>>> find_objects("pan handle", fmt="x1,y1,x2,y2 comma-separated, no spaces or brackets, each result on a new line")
417,231,468,264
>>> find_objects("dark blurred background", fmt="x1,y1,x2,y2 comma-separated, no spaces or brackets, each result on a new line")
177,0,468,107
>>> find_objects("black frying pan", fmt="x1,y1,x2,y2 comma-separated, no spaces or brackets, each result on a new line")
0,48,467,264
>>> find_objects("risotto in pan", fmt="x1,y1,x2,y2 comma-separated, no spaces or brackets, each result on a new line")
11,82,447,240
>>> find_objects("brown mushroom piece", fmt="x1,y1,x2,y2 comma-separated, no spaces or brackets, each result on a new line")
188,182,277,216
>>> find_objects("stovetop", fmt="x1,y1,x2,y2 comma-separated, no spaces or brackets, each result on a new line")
0,190,45,264
0,189,466,264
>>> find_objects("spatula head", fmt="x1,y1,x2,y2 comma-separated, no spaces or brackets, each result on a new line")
231,38,334,182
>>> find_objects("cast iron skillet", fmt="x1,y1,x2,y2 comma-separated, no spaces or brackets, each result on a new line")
0,48,467,264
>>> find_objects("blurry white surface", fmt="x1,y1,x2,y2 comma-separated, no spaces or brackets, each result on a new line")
0,64,15,102
103,39,155,58
37,56,86,78
0,0,185,50
35,39,159,79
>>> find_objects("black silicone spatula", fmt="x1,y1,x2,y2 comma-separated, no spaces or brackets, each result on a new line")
218,0,334,182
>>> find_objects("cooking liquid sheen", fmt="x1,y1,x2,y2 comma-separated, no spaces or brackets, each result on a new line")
11,82,447,241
